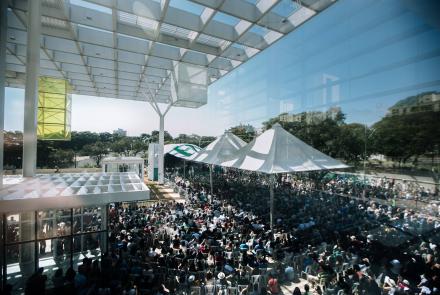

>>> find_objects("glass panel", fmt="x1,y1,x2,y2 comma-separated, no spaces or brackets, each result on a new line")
38,209,72,239
72,232,102,267
6,212,35,243
72,207,102,234
207,0,440,174
38,237,71,287
6,242,35,294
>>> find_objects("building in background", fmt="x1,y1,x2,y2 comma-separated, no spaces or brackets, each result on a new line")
387,92,440,117
113,128,127,137
279,107,342,124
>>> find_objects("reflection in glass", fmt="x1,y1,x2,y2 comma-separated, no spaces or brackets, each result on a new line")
6,242,35,293
208,0,440,173
6,212,35,243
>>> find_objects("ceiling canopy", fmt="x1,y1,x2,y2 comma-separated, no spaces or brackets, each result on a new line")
5,0,336,107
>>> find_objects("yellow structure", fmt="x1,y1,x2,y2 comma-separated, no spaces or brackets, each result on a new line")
37,77,71,140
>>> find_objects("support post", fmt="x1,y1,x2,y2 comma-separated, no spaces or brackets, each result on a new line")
2,214,6,290
209,164,213,197
144,90,172,185
23,0,41,177
183,160,186,179
100,205,107,255
0,0,7,188
19,212,35,278
70,208,74,268
269,175,275,233
158,113,165,184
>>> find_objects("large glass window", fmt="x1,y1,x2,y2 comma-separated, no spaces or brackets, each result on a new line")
208,0,440,172
2,206,108,293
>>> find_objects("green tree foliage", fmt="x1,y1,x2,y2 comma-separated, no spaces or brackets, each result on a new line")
372,111,440,165
4,131,22,169
200,136,216,148
336,123,369,163
131,139,149,157
48,149,75,168
228,124,256,143
110,137,132,157
150,130,173,143
81,141,109,167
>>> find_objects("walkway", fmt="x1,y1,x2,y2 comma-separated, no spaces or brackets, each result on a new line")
145,180,185,203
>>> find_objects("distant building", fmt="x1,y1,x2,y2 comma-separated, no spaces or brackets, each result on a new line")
387,92,440,116
113,128,127,137
279,107,341,124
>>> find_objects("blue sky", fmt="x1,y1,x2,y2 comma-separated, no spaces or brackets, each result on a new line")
5,0,440,136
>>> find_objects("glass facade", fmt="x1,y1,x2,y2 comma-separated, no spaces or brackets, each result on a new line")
210,0,440,127
207,0,440,172
104,162,143,178
1,206,107,293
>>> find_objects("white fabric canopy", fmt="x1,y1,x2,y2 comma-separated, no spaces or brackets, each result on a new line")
164,143,201,160
193,132,247,165
217,123,348,174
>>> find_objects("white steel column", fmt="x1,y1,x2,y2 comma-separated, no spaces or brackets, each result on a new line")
146,94,172,185
22,0,41,177
158,113,165,184
0,0,7,188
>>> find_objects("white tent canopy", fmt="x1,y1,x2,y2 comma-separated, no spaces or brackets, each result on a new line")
193,131,247,165
192,131,247,195
210,123,348,232
218,123,348,174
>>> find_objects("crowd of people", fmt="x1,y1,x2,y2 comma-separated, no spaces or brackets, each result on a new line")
10,167,440,295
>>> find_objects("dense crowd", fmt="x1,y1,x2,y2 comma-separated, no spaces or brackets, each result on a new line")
14,169,440,295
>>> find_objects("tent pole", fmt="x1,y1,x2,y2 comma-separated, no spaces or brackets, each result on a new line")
183,159,186,179
269,175,275,233
209,164,213,197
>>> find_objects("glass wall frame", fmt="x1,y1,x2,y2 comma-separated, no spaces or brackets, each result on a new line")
1,205,109,293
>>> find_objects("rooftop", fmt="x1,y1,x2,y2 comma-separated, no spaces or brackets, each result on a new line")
0,172,150,212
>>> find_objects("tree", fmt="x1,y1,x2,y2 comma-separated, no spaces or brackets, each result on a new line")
4,131,22,169
81,142,109,167
228,124,256,143
199,136,216,148
372,111,440,166
335,123,368,164
131,139,149,157
139,133,151,143
48,149,75,168
150,130,173,143
111,137,132,156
